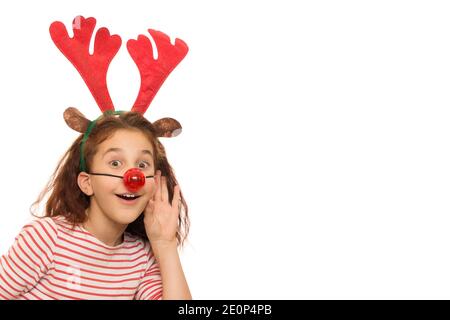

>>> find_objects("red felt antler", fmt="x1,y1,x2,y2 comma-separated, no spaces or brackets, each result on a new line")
49,16,122,112
127,29,188,115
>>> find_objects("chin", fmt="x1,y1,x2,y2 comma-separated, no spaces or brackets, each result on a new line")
108,209,143,226
107,196,148,224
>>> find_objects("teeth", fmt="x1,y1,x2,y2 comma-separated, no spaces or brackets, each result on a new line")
120,194,137,198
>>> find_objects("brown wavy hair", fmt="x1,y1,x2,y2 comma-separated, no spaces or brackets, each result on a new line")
30,111,190,249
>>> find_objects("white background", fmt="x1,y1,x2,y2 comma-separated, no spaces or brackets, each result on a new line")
0,0,450,299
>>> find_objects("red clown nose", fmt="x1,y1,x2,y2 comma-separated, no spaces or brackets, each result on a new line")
123,168,146,192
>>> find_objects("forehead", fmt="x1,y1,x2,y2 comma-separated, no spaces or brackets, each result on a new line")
98,129,154,155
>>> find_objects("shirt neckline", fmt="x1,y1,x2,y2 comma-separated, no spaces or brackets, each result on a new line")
77,224,127,250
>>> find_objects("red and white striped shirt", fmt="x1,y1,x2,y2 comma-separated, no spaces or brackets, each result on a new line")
0,216,163,300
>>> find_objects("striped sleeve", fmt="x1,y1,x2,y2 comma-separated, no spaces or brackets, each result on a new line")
0,218,58,300
135,242,163,300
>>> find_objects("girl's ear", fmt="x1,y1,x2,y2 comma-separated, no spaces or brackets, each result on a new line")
63,107,91,133
77,171,94,196
152,117,182,137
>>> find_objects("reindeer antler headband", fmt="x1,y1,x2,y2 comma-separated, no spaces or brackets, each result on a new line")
49,15,188,176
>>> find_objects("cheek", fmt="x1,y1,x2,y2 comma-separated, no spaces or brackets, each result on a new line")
92,178,116,192
91,176,122,195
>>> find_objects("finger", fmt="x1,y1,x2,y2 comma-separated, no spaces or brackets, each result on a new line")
171,185,181,208
145,199,155,216
155,170,162,201
149,171,157,199
161,175,169,203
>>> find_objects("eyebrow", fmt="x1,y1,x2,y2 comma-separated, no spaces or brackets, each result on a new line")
102,147,153,159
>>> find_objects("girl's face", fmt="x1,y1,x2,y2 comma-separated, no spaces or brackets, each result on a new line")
78,129,156,226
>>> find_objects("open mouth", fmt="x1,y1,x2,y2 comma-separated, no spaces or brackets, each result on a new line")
115,194,141,201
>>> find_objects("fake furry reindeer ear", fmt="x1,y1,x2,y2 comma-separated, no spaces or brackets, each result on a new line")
152,117,182,137
63,107,90,133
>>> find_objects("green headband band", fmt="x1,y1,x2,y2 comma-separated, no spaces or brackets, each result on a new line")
79,110,126,172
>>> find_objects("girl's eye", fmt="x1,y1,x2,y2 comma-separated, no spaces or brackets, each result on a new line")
110,160,122,168
109,160,151,169
138,161,151,169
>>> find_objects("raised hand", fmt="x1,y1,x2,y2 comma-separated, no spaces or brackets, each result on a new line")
144,170,181,247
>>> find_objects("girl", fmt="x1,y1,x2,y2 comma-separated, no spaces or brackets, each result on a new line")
0,16,192,300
